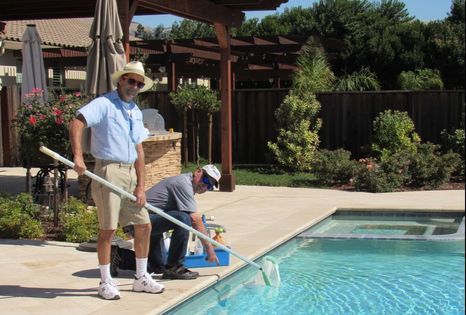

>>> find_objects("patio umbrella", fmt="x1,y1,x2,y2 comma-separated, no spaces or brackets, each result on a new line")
21,24,48,103
85,0,126,96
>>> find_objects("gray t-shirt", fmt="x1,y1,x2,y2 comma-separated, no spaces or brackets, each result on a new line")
146,173,196,213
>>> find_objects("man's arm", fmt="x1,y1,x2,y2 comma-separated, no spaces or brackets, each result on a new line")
190,212,219,264
133,143,146,207
69,115,87,175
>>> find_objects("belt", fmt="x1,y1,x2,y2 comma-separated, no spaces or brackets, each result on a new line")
96,159,133,168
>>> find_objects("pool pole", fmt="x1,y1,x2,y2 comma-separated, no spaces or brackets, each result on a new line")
39,146,264,272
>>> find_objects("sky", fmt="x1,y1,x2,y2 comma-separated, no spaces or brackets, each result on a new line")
133,0,453,28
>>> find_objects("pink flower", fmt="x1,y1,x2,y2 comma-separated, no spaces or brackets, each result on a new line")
74,92,81,97
31,88,44,94
39,114,46,120
28,115,37,126
55,117,64,125
53,109,63,116
59,95,66,102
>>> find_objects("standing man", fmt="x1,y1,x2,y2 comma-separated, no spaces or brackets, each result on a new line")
111,165,221,280
70,61,163,300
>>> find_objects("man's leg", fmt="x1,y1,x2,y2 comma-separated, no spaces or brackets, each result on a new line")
97,229,116,272
92,161,121,299
147,213,169,273
132,223,164,293
96,229,121,299
157,211,198,280
164,212,191,268
133,223,151,276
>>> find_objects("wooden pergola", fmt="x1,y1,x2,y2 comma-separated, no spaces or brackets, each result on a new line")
1,0,289,191
39,35,319,88
136,35,309,89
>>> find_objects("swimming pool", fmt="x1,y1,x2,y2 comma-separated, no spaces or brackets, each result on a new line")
165,216,465,314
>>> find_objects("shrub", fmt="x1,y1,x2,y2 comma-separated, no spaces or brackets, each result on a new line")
371,110,421,162
355,142,461,192
59,198,126,243
406,143,460,188
268,94,321,172
353,157,407,193
398,68,444,90
60,197,99,243
268,42,327,172
14,90,86,166
311,149,359,186
0,193,44,239
441,128,465,179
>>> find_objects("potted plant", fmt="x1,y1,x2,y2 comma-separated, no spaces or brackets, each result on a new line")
169,84,220,165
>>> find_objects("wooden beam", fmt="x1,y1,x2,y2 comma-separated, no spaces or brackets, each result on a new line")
214,22,231,49
1,86,20,166
139,0,244,27
214,23,235,192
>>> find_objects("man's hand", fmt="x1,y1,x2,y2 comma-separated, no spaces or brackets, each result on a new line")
133,185,146,207
205,245,219,265
73,155,87,176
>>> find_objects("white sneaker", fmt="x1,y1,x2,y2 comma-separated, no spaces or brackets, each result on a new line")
133,273,165,294
98,279,120,300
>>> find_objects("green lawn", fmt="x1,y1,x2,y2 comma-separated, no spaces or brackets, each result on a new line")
181,163,323,188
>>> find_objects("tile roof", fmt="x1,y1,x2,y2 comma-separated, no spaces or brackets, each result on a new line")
3,18,94,47
2,18,140,48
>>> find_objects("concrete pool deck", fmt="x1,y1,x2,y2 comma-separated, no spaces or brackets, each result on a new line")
0,167,464,314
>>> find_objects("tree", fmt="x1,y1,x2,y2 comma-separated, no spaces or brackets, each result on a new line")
257,14,291,35
152,25,169,39
169,84,220,164
423,0,465,89
234,18,261,36
169,20,215,39
447,0,465,24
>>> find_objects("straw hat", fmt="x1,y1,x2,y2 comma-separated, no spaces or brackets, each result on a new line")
111,61,154,92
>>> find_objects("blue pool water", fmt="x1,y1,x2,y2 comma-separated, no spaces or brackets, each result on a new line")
166,238,465,315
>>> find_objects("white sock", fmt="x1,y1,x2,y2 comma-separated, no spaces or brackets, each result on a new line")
99,264,112,283
136,258,148,278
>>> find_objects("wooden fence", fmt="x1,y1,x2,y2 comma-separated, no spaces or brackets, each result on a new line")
141,89,464,164
1,88,463,166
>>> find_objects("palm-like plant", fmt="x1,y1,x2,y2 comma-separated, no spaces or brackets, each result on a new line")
334,67,381,91
292,40,335,94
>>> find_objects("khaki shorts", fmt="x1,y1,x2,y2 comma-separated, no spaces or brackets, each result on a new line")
91,159,150,230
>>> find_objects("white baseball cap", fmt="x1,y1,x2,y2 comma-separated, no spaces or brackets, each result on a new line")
202,164,221,188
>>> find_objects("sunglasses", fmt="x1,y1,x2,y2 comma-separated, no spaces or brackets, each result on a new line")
202,176,214,191
124,77,145,89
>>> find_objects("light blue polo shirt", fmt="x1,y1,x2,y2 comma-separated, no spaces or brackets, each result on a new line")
77,90,148,163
